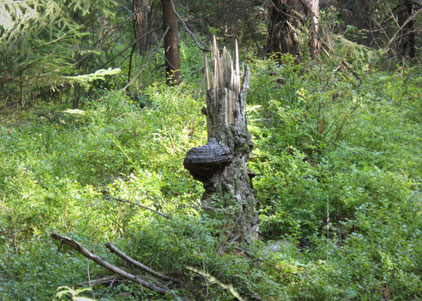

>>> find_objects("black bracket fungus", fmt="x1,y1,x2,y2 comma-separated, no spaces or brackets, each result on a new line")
183,138,233,182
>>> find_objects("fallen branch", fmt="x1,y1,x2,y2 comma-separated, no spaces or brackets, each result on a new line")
169,0,210,52
83,275,123,287
51,232,168,295
105,243,181,284
123,26,169,91
341,60,362,83
384,7,422,53
104,196,171,219
95,27,161,73
186,266,245,301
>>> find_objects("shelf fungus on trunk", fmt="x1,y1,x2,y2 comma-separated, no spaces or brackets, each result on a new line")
183,37,259,243
183,138,233,183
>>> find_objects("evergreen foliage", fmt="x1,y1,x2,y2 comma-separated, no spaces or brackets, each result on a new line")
0,0,120,106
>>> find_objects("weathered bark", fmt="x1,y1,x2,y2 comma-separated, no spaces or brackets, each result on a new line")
397,0,416,58
304,0,320,57
184,38,259,243
133,0,153,54
163,0,181,85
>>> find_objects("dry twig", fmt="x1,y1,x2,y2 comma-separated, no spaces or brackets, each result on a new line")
123,27,169,90
105,242,181,284
51,232,169,295
169,0,210,52
104,196,171,219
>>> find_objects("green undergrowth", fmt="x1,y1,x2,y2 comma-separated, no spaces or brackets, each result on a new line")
1,49,421,300
247,54,422,299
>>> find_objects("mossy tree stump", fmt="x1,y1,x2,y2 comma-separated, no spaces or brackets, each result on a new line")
184,38,259,243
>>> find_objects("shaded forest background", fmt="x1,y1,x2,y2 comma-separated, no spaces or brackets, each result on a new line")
0,0,421,300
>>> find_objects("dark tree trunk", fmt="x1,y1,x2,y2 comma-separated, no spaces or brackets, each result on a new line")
397,0,416,58
133,0,153,54
267,0,320,58
163,0,181,85
72,84,80,109
184,38,259,243
267,0,304,58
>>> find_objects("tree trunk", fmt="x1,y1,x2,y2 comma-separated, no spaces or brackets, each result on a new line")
133,0,153,54
397,0,416,58
267,0,320,59
183,38,259,243
267,0,304,58
163,0,181,85
305,0,320,57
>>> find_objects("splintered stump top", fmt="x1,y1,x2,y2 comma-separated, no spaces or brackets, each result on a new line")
183,37,259,243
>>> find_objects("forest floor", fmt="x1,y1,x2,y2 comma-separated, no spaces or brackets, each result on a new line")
1,53,421,300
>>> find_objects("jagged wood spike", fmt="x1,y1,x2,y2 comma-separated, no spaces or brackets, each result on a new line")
234,40,240,94
235,40,239,75
204,51,210,90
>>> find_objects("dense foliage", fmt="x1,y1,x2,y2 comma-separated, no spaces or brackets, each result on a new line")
0,0,125,107
1,0,421,300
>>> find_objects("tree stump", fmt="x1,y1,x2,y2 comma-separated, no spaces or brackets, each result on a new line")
184,38,259,243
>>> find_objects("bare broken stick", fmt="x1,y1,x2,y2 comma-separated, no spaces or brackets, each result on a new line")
51,231,187,299
105,242,181,284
